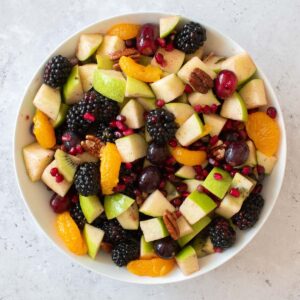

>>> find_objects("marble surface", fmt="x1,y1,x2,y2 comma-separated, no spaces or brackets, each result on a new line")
0,0,299,299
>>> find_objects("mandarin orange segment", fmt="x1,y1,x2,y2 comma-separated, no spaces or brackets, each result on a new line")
33,110,56,149
170,146,207,166
119,56,162,82
246,112,280,156
107,23,141,40
100,142,122,195
56,212,87,255
127,258,175,277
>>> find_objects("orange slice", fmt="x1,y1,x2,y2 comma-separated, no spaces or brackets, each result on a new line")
170,146,207,166
246,112,280,156
107,23,140,40
127,258,175,277
100,143,122,195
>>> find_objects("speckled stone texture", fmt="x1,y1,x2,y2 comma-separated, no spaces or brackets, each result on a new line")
0,0,299,299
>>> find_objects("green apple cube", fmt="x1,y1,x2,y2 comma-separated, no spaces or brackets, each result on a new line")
184,46,204,62
179,191,217,224
115,134,147,162
93,69,126,103
188,89,220,107
191,236,207,258
202,167,232,199
177,216,193,237
175,166,196,179
151,48,185,73
96,54,113,70
41,160,72,197
79,195,104,223
220,92,248,121
244,140,257,167
256,151,277,174
165,181,180,201
204,55,226,73
139,190,175,217
203,114,227,137
178,57,216,87
76,33,103,61
140,218,169,242
63,65,84,104
136,97,157,111
117,202,139,230
150,74,185,103
160,15,180,38
23,143,54,182
221,52,256,85
51,103,69,128
202,237,214,254
96,35,125,56
78,64,98,92
140,235,156,259
104,193,135,219
183,179,203,193
76,152,99,164
144,129,152,143
83,224,104,259
216,172,256,218
175,113,205,146
120,99,145,129
165,103,194,126
125,76,154,98
239,79,267,109
175,245,200,275
33,84,61,120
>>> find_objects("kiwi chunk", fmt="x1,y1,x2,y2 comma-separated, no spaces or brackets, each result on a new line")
55,149,80,182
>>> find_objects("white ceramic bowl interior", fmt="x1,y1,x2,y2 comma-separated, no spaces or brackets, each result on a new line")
14,12,287,284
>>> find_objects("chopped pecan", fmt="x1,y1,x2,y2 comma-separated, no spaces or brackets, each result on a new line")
81,135,104,157
189,68,213,94
109,48,140,70
101,242,112,253
163,210,180,240
209,140,226,161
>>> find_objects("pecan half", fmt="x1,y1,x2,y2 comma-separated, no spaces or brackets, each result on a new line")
81,135,104,157
189,68,213,94
109,48,140,70
163,210,180,240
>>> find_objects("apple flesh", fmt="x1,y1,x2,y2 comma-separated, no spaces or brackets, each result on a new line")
204,55,226,73
93,69,126,103
51,103,69,128
125,76,154,98
96,54,113,70
183,179,203,193
104,193,135,219
177,216,193,238
83,224,104,259
164,103,194,126
179,191,217,224
220,92,248,121
140,235,156,259
136,97,157,111
165,181,180,201
120,99,145,129
150,74,185,103
23,143,54,182
175,245,200,275
239,79,267,109
140,218,169,242
63,65,84,104
203,114,227,136
117,202,139,230
175,166,196,179
159,15,180,38
188,89,220,107
79,194,104,223
115,134,147,162
256,151,277,174
185,46,204,62
96,35,125,56
33,84,61,120
244,140,257,167
78,64,98,92
76,33,103,61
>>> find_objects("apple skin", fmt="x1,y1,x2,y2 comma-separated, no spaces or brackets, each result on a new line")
96,54,113,70
159,16,180,38
76,34,103,61
78,64,97,92
79,194,104,223
125,76,154,98
140,235,156,259
140,218,169,242
165,103,194,126
51,103,69,128
120,99,145,129
104,193,135,219
83,224,104,259
175,245,199,275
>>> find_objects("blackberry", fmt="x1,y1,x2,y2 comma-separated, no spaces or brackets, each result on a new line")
232,194,264,230
95,123,116,142
66,90,120,137
102,219,129,245
74,163,100,196
146,109,177,144
174,22,206,54
112,240,140,267
70,202,86,230
43,55,72,88
209,217,236,249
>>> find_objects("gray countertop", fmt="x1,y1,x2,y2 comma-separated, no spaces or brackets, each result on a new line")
0,0,299,299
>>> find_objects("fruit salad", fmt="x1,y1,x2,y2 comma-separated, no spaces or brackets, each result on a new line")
22,15,280,277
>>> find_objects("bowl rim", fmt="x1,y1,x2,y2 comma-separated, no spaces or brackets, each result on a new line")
13,11,287,284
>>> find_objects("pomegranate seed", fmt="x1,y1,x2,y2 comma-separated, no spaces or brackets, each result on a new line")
165,43,174,51
176,183,188,192
209,157,219,167
115,121,127,131
159,180,166,189
55,174,64,183
194,165,203,174
267,106,277,118
114,131,123,138
109,120,117,128
134,189,141,196
123,129,134,136
257,165,265,175
60,145,67,152
210,135,219,146
229,187,240,197
223,164,233,171
168,139,178,147
203,105,211,114
230,170,238,177
83,112,95,122
224,120,233,130
156,37,166,48
202,169,209,178
253,183,263,194
196,174,205,180
199,146,207,151
155,52,165,65
175,211,182,218
242,165,252,175
156,99,165,108
210,104,218,113
239,130,248,140
69,147,77,155
214,247,223,253
214,173,223,180
62,133,71,142
125,163,133,169
166,156,176,165
194,105,202,113
50,167,59,177
197,185,205,192
114,184,126,192
172,197,182,207
76,145,84,154
122,176,133,184
181,191,190,198
116,115,126,122
184,84,193,94
71,195,79,203
165,166,175,174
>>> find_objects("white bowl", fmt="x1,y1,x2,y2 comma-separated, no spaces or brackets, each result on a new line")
14,12,287,284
